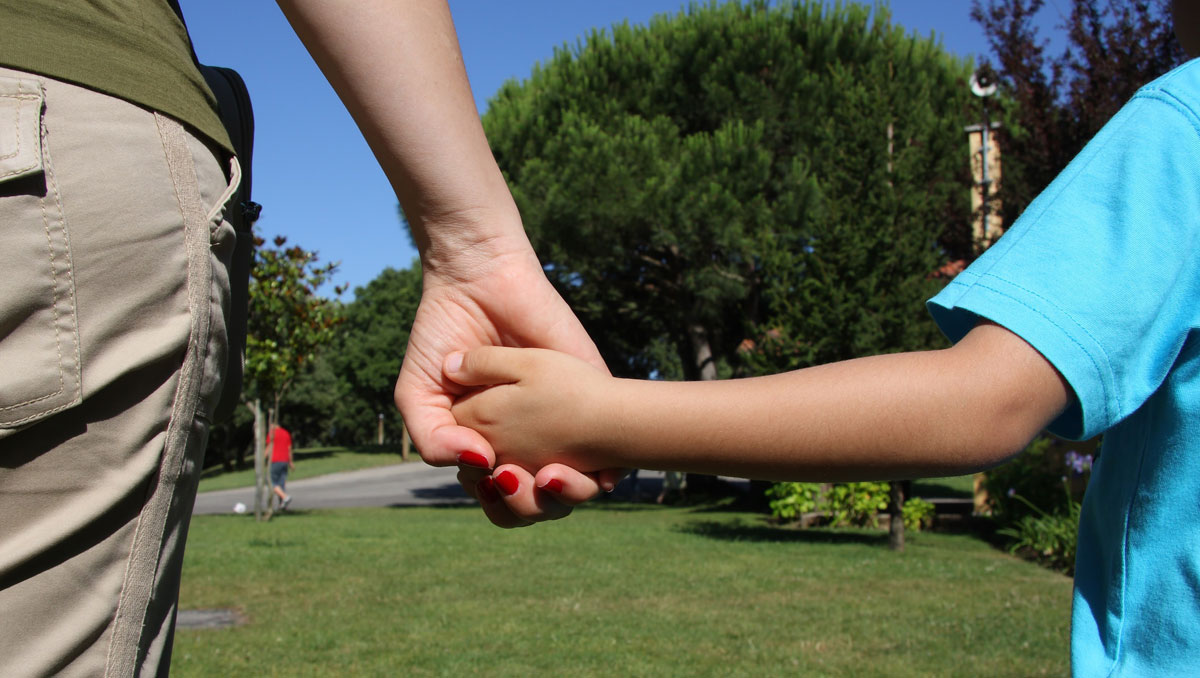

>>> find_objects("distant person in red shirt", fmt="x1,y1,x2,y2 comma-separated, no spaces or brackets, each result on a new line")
266,425,294,510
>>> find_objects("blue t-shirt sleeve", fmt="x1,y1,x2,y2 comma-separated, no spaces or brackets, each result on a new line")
928,76,1200,441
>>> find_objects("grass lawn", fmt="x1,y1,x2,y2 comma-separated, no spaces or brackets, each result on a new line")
197,446,411,492
173,503,1070,677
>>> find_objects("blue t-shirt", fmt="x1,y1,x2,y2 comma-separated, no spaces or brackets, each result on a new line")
928,60,1200,676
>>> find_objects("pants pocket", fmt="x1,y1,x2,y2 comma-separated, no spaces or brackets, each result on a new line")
0,75,82,432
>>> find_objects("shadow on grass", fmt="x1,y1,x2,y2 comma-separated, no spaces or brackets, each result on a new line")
911,478,973,499
586,498,762,515
370,481,476,509
580,500,663,513
677,519,890,546
246,536,306,548
684,496,768,514
385,502,480,511
409,482,473,503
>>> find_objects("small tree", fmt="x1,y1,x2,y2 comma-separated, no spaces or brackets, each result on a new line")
285,264,423,447
334,265,422,444
245,234,344,519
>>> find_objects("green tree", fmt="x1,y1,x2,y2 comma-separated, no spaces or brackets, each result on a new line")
742,27,973,548
282,263,423,447
486,1,969,376
245,234,345,519
277,350,352,444
334,264,422,445
484,1,972,518
745,31,969,374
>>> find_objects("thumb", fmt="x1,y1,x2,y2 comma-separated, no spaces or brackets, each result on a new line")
443,346,529,387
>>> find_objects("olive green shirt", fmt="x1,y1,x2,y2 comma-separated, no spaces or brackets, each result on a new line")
0,0,233,154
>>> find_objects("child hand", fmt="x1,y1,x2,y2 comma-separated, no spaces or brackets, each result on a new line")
444,347,611,473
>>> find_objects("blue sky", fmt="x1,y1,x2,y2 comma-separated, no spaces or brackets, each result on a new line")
182,1,1066,298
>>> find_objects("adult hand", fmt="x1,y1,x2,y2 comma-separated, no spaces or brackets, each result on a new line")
394,231,624,526
459,463,608,528
281,0,625,526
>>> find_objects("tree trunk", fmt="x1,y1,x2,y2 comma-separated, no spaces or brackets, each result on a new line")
401,421,411,462
263,394,279,518
888,481,906,552
683,323,721,496
688,323,718,382
252,397,266,521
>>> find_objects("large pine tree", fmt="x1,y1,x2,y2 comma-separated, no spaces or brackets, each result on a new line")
484,1,973,381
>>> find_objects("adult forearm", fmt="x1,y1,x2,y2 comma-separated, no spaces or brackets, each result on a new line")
590,325,1069,481
276,0,526,264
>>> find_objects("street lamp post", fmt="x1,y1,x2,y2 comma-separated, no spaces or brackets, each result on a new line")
966,69,1002,251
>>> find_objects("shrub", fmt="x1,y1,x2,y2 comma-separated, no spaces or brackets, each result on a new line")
997,487,1081,574
983,436,1094,520
982,436,1061,519
824,482,892,528
767,481,891,528
985,436,1094,574
901,497,937,532
765,482,821,521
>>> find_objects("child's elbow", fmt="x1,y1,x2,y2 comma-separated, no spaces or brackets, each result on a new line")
966,393,1065,472
975,423,1043,471
947,321,1074,472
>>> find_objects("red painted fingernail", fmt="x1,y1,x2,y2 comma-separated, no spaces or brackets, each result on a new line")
476,477,501,503
540,478,565,494
494,470,519,496
458,451,491,469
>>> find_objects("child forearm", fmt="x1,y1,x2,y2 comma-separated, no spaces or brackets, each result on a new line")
584,323,1070,481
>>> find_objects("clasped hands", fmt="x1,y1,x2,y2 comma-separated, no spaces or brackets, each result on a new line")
393,240,621,528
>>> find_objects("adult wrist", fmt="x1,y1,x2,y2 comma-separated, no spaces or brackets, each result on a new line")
413,206,535,281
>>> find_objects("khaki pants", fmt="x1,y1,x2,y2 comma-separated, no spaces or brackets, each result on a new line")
0,67,237,676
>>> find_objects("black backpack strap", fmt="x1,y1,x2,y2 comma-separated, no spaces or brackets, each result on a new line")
201,65,261,422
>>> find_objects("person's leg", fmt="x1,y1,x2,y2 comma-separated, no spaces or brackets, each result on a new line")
272,483,291,509
278,471,292,509
269,461,290,507
0,67,237,676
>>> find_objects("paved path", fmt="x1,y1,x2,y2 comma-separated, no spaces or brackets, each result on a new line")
194,463,738,515
192,462,473,514
193,464,687,515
